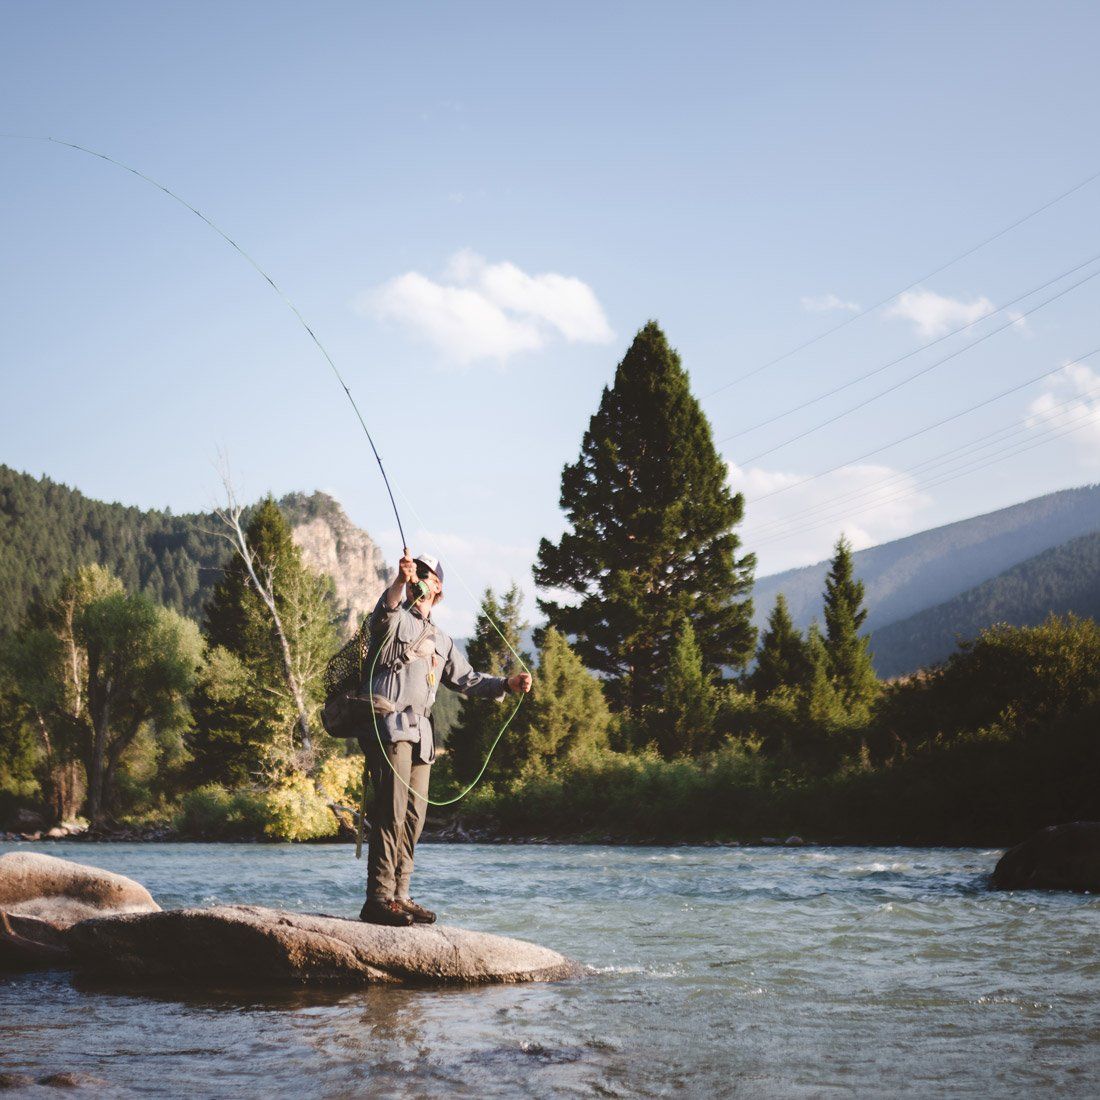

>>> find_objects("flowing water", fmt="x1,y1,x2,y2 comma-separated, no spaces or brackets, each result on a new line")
1,841,1097,1097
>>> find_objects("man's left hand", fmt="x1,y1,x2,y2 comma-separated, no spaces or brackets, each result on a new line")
506,673,533,694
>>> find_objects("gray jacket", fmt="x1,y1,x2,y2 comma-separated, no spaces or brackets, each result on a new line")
365,594,507,763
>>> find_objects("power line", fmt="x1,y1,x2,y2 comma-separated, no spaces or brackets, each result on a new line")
747,386,1100,542
702,164,1100,400
730,267,1100,464
742,348,1100,505
748,404,1100,551
721,249,1100,443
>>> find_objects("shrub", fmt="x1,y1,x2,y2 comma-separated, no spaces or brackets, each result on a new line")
176,783,268,839
260,775,339,841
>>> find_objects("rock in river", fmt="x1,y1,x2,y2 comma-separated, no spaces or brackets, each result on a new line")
70,905,583,986
0,851,160,968
992,821,1100,892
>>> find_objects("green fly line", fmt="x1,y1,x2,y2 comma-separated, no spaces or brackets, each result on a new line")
8,135,529,812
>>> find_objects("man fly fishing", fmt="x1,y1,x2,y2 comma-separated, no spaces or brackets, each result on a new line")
357,550,531,926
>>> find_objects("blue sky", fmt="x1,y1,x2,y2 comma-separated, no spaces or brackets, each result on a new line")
3,2,1099,635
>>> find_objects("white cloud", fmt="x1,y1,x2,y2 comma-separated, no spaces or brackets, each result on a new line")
884,288,995,339
1026,361,1100,464
801,293,861,314
728,460,933,574
361,250,614,365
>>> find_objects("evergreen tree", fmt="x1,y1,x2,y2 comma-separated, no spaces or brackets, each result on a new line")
800,622,845,727
191,498,337,783
518,627,611,768
822,536,878,710
654,617,718,758
534,322,756,719
448,584,528,784
749,593,812,698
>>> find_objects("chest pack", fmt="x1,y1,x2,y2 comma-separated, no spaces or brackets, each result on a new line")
320,618,433,739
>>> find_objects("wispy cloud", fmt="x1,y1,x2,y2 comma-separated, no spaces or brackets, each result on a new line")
728,460,933,573
801,293,861,314
361,249,614,365
1026,361,1100,464
884,288,995,339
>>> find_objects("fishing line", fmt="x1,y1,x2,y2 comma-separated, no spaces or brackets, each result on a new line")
8,134,527,803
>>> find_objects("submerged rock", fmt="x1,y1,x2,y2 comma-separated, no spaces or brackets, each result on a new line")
992,821,1100,892
0,851,160,969
71,905,583,986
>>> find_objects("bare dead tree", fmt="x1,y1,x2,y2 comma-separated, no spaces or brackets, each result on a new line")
212,460,315,762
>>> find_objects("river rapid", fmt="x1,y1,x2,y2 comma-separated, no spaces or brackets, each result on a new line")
1,841,1097,1097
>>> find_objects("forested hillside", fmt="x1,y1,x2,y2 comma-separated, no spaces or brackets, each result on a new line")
869,530,1100,678
0,466,388,637
753,482,1100,635
0,464,226,632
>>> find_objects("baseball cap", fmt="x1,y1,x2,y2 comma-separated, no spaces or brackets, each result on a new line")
413,554,444,583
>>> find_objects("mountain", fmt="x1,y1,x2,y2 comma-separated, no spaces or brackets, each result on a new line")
279,491,389,637
751,483,1100,636
868,530,1100,677
0,465,387,638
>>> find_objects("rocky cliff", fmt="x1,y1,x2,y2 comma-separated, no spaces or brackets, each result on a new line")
280,492,390,639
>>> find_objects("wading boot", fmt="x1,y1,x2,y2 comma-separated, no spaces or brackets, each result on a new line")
395,898,436,924
359,898,414,927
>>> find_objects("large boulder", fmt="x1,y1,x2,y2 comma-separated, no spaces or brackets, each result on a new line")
992,822,1100,892
0,851,160,969
0,851,160,925
71,905,583,986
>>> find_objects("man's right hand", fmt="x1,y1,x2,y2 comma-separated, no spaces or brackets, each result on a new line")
397,549,417,586
385,549,418,609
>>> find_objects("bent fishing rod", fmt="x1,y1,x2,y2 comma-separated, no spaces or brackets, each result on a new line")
7,134,530,806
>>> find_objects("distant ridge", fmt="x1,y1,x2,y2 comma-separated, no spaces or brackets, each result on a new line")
752,483,1100,636
869,529,1100,678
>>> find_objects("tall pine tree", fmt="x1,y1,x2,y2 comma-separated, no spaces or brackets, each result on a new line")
822,536,878,711
654,617,718,758
535,322,755,719
448,584,529,784
191,498,337,783
518,627,611,769
749,593,812,699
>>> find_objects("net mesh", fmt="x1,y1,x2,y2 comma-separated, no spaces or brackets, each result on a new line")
324,625,369,700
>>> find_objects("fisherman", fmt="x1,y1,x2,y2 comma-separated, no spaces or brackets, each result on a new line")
358,550,532,926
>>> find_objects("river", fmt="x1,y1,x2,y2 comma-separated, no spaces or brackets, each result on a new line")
1,841,1097,1096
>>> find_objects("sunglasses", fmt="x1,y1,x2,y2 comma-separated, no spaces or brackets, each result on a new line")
415,563,432,580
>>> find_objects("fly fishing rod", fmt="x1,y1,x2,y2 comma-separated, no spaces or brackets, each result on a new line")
8,135,529,815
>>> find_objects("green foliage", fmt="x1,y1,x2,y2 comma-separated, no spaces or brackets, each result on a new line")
875,613,1100,755
535,322,756,718
651,617,718,758
187,646,261,786
749,593,812,699
821,536,879,713
0,464,228,635
260,775,339,841
191,497,338,782
176,783,269,839
1,564,201,824
514,627,611,769
449,584,529,784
